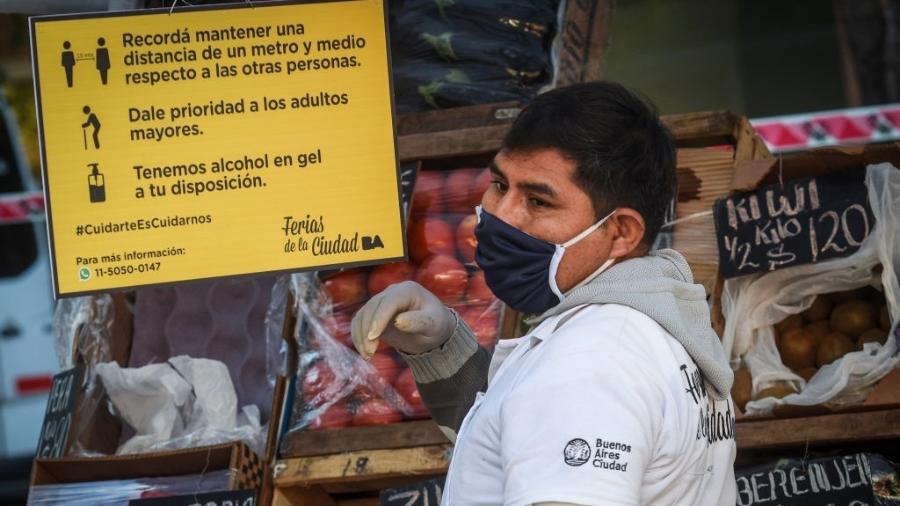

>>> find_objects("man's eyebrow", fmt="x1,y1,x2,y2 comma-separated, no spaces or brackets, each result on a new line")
488,161,506,179
489,161,558,198
519,181,557,198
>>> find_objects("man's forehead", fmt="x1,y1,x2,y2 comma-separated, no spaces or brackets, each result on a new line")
493,148,578,183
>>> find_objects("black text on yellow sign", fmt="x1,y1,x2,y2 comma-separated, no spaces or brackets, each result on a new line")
30,0,404,298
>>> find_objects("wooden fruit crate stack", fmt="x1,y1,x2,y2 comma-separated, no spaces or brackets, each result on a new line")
714,144,900,469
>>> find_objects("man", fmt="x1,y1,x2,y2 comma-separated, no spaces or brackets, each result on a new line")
61,41,75,88
96,37,111,85
352,81,736,505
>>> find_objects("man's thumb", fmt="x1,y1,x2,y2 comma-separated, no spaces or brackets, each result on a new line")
393,309,440,335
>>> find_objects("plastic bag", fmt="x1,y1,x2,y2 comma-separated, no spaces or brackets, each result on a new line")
27,469,234,506
94,356,263,456
389,0,561,112
286,272,414,431
284,166,503,436
53,277,283,457
265,274,293,382
53,294,115,370
722,163,900,415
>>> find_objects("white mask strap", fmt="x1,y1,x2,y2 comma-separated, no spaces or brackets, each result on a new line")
551,209,618,299
547,246,566,300
567,257,616,294
561,209,617,248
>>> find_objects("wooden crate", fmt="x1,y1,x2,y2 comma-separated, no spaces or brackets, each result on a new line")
735,406,900,467
710,144,900,423
664,111,770,293
273,444,451,505
44,290,298,506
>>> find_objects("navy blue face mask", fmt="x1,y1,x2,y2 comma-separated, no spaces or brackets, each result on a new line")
474,206,617,315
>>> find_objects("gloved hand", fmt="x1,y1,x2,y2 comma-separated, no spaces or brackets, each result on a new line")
351,281,456,359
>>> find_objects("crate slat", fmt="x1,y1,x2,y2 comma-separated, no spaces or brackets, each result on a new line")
736,408,900,451
280,420,448,458
274,445,451,488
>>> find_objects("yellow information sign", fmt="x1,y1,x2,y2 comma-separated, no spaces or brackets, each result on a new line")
30,0,404,297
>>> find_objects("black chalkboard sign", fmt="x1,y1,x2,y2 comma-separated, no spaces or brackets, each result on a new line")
35,366,82,458
734,453,891,506
129,490,256,506
714,169,875,278
398,162,418,224
380,477,445,506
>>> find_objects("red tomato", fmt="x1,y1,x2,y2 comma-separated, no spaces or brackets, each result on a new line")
393,368,428,418
369,351,402,384
350,385,375,405
466,271,494,303
352,398,403,426
408,217,456,263
323,269,368,307
302,361,337,402
309,402,352,430
322,308,354,347
462,303,500,348
367,262,416,296
469,169,491,209
416,254,468,304
456,214,478,263
412,171,446,216
445,168,480,214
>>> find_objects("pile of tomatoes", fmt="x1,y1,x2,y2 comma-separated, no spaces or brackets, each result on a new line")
296,168,502,431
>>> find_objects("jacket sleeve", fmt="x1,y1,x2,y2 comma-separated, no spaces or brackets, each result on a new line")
399,311,491,442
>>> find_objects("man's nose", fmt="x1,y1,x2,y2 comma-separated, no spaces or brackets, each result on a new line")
492,192,528,229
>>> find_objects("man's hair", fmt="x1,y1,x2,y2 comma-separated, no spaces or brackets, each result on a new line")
502,81,677,245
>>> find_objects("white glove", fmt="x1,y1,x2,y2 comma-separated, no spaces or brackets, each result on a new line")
350,281,456,358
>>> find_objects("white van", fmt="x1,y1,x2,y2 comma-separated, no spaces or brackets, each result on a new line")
0,94,57,459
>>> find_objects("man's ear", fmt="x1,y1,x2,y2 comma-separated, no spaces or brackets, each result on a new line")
608,208,646,258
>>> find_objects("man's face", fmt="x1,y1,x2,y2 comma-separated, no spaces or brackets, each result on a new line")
481,148,616,293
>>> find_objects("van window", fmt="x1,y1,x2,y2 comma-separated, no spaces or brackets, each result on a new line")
0,224,38,278
0,103,38,277
0,109,25,194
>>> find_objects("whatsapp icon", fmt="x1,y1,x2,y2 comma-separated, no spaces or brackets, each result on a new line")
79,267,91,281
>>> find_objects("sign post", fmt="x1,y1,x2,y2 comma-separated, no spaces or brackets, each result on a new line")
30,0,404,297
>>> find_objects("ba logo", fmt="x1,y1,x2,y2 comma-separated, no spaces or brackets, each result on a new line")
362,235,384,250
563,438,591,466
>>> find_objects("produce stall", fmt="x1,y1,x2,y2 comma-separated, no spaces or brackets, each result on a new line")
15,1,900,505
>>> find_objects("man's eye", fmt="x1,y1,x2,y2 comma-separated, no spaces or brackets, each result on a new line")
492,180,508,193
529,197,549,208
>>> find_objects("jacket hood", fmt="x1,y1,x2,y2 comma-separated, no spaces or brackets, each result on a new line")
527,249,733,399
